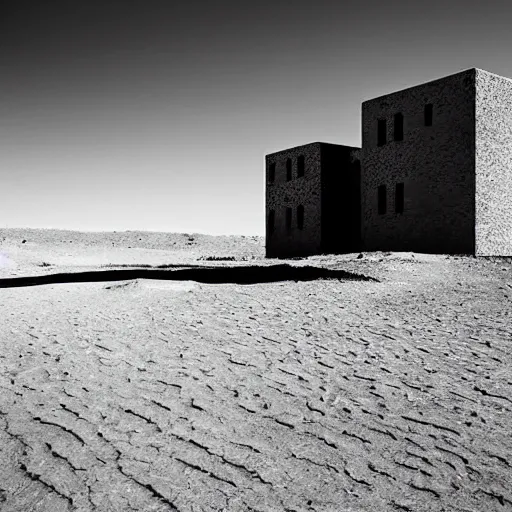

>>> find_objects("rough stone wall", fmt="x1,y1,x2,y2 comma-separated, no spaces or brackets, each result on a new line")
321,144,362,254
361,69,476,254
265,143,322,258
475,69,512,256
349,148,361,164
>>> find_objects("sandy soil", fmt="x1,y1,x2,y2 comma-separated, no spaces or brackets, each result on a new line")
0,229,511,511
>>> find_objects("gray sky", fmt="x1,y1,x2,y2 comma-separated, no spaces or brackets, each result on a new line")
1,0,511,235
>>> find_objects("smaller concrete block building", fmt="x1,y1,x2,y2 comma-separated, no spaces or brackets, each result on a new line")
266,68,512,258
265,143,360,258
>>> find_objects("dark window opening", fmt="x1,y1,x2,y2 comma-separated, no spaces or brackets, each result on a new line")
269,163,275,184
297,155,305,177
286,158,292,181
268,210,275,234
285,207,292,230
425,104,433,126
297,205,304,230
394,113,403,141
378,185,387,214
395,183,404,214
377,119,387,146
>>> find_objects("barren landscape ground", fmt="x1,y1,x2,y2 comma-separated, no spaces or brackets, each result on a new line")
0,229,511,512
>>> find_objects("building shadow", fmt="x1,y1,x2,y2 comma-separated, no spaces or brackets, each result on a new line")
0,264,379,288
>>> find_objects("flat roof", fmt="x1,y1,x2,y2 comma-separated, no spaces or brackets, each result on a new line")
362,67,493,104
265,142,360,157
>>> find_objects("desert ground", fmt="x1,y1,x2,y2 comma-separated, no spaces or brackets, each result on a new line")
0,228,511,512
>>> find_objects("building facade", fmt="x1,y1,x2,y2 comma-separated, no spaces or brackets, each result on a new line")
475,69,512,256
265,143,360,258
362,69,476,254
265,68,512,258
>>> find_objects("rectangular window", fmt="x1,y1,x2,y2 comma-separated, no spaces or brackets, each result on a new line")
378,185,387,214
425,104,433,126
377,119,387,146
297,205,304,230
395,183,404,214
269,163,276,184
286,158,292,181
285,207,292,230
394,113,403,141
268,210,275,234
297,155,305,178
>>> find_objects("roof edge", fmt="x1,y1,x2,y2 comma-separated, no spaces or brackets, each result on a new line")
474,68,512,84
265,142,360,157
362,68,478,105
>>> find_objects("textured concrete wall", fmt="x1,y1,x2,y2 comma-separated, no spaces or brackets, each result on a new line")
361,69,476,254
475,69,512,256
265,143,362,258
321,144,361,254
265,143,322,258
350,148,362,164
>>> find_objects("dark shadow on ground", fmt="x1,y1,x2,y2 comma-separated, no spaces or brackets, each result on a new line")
101,263,216,268
0,264,379,288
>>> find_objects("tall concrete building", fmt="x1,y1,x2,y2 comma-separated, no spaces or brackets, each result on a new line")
265,68,512,258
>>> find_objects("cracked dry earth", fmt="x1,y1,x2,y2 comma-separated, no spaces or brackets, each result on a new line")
0,255,511,511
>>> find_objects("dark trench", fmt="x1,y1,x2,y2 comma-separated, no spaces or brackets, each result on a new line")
0,264,378,288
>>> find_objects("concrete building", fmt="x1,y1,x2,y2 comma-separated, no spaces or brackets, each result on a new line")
265,143,360,258
265,68,512,258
